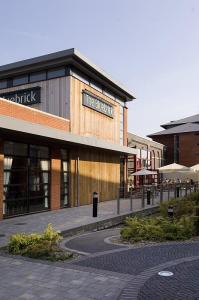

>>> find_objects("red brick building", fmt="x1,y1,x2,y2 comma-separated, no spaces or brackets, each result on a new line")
148,114,199,167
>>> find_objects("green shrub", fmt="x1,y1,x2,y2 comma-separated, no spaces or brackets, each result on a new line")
22,240,73,261
187,192,199,205
8,223,62,255
22,240,52,258
160,198,195,219
42,224,61,244
8,233,42,254
121,215,196,242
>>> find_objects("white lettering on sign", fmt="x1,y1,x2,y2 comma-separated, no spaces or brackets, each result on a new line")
83,91,114,118
0,87,41,106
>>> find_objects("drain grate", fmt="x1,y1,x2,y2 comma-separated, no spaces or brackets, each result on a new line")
158,271,174,277
15,222,26,226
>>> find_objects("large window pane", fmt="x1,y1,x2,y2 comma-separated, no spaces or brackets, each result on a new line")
13,75,28,86
47,68,65,79
0,80,7,89
3,142,50,217
4,141,28,157
30,145,49,159
30,71,46,83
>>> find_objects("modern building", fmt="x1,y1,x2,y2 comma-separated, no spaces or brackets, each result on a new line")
0,48,136,219
148,114,199,167
127,132,164,185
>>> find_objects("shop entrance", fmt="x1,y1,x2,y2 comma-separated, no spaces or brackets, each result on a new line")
3,141,50,217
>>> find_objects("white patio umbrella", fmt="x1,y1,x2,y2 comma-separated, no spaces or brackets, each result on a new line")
190,164,199,172
131,169,157,176
131,168,157,185
158,163,191,173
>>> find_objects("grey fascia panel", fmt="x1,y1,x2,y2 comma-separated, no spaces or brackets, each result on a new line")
0,49,75,73
0,115,137,155
0,48,135,101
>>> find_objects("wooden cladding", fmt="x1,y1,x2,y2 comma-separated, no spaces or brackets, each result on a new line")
70,148,120,206
70,77,121,144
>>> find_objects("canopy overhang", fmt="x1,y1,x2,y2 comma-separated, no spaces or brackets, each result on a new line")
0,114,137,155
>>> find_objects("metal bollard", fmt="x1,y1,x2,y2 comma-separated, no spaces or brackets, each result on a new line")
147,188,151,205
167,205,174,218
93,192,98,217
176,186,180,198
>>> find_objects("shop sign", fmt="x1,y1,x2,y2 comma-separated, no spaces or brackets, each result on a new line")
0,87,41,106
82,91,114,118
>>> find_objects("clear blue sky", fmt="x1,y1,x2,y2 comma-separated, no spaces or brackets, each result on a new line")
0,0,199,137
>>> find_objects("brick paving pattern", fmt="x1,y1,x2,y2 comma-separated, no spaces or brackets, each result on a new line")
138,259,199,300
0,255,127,300
73,242,199,275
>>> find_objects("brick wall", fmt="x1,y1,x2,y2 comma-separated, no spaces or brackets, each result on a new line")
0,98,70,132
151,135,174,165
151,132,199,167
179,133,199,166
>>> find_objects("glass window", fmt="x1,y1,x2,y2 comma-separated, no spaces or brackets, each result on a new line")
30,71,46,83
0,80,7,89
60,149,69,208
3,142,50,217
61,149,68,160
4,141,28,157
47,68,65,79
13,75,28,86
30,145,49,159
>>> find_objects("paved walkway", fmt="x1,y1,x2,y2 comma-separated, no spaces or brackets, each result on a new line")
0,255,129,300
0,197,159,247
63,228,199,299
64,228,126,255
138,258,199,300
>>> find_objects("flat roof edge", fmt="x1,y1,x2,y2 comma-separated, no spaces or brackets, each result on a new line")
0,48,136,101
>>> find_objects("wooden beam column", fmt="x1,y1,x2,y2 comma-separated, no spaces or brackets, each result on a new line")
51,147,61,210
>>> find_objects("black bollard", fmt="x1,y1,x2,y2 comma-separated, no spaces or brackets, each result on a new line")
93,192,98,217
167,205,174,218
176,186,180,198
147,188,151,205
